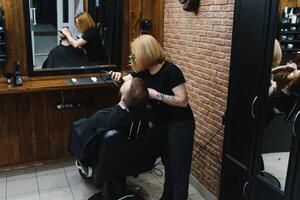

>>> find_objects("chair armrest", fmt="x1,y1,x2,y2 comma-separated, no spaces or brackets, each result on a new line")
102,130,121,140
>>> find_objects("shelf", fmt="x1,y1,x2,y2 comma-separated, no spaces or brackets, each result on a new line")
279,40,300,43
0,78,115,94
280,31,300,34
281,23,300,27
282,48,300,52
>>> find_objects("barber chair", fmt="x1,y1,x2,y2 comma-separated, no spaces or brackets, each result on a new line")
80,108,164,200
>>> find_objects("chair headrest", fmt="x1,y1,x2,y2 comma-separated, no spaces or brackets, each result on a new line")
127,105,155,122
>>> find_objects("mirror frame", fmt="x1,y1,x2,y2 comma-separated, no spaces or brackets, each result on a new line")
23,0,123,76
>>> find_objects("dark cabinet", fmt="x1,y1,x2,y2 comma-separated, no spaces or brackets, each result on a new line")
220,156,249,200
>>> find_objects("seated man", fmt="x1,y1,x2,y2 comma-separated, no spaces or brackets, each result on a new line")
69,77,149,176
42,30,90,68
267,70,300,124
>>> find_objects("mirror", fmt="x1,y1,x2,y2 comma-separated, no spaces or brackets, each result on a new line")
257,0,300,192
24,0,122,75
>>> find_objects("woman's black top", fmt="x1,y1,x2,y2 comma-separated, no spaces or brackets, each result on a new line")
82,28,108,62
132,61,194,124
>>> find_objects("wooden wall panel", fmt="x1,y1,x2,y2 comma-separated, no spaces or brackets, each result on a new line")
32,92,50,161
280,0,300,11
0,87,119,167
129,0,142,50
16,94,36,163
0,95,21,166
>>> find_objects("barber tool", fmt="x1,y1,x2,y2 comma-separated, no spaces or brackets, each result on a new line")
99,70,124,87
71,78,78,85
13,61,22,86
91,77,97,83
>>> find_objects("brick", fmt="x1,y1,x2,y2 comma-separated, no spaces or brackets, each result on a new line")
164,0,234,196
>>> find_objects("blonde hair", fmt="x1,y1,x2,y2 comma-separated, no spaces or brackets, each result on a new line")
273,39,282,67
75,12,96,33
130,35,165,72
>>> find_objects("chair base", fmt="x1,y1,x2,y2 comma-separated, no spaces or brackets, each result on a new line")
88,180,144,200
88,191,143,200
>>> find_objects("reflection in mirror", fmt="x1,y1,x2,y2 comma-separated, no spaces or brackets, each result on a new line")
258,0,300,192
27,0,120,72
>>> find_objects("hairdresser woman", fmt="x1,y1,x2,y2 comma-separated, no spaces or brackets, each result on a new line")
111,35,195,200
61,12,107,63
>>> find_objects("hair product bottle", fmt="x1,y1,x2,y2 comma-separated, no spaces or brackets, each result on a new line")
13,61,22,86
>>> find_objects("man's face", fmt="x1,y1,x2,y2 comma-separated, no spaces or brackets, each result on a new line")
120,79,132,97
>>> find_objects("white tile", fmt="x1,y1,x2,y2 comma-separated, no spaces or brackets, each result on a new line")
189,184,199,196
129,173,161,189
0,177,6,183
7,177,38,197
0,181,6,197
71,183,99,200
65,170,84,185
142,185,163,200
37,168,64,177
37,173,69,191
188,194,205,200
64,165,77,172
153,173,164,185
0,197,5,200
7,173,36,182
7,192,39,200
40,186,73,200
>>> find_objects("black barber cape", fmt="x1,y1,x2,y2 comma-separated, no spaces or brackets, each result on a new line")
69,105,129,166
42,44,89,68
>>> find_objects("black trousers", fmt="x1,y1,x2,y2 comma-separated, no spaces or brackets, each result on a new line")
161,120,195,200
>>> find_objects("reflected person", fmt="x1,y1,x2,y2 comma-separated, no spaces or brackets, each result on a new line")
61,12,108,63
42,31,89,69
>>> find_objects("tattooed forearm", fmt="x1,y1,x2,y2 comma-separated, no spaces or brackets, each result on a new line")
160,93,187,107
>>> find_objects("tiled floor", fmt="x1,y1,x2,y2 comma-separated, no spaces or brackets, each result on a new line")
0,161,205,200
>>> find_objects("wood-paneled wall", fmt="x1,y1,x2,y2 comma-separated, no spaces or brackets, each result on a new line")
0,87,119,167
0,0,164,168
0,0,164,77
280,0,300,11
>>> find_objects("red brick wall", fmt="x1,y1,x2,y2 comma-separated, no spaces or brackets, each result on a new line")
163,0,234,197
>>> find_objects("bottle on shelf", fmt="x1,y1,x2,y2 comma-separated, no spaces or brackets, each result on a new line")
13,61,22,86
285,6,289,19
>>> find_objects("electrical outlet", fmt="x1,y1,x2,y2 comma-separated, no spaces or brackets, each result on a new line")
56,102,82,110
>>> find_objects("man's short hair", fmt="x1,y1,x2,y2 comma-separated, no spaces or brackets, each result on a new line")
125,78,149,108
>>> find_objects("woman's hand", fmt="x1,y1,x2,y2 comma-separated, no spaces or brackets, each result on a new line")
61,28,71,37
109,71,133,82
286,62,297,70
110,72,122,81
269,80,277,96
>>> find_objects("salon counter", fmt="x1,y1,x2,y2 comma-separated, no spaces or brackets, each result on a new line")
0,75,116,94
0,76,119,169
